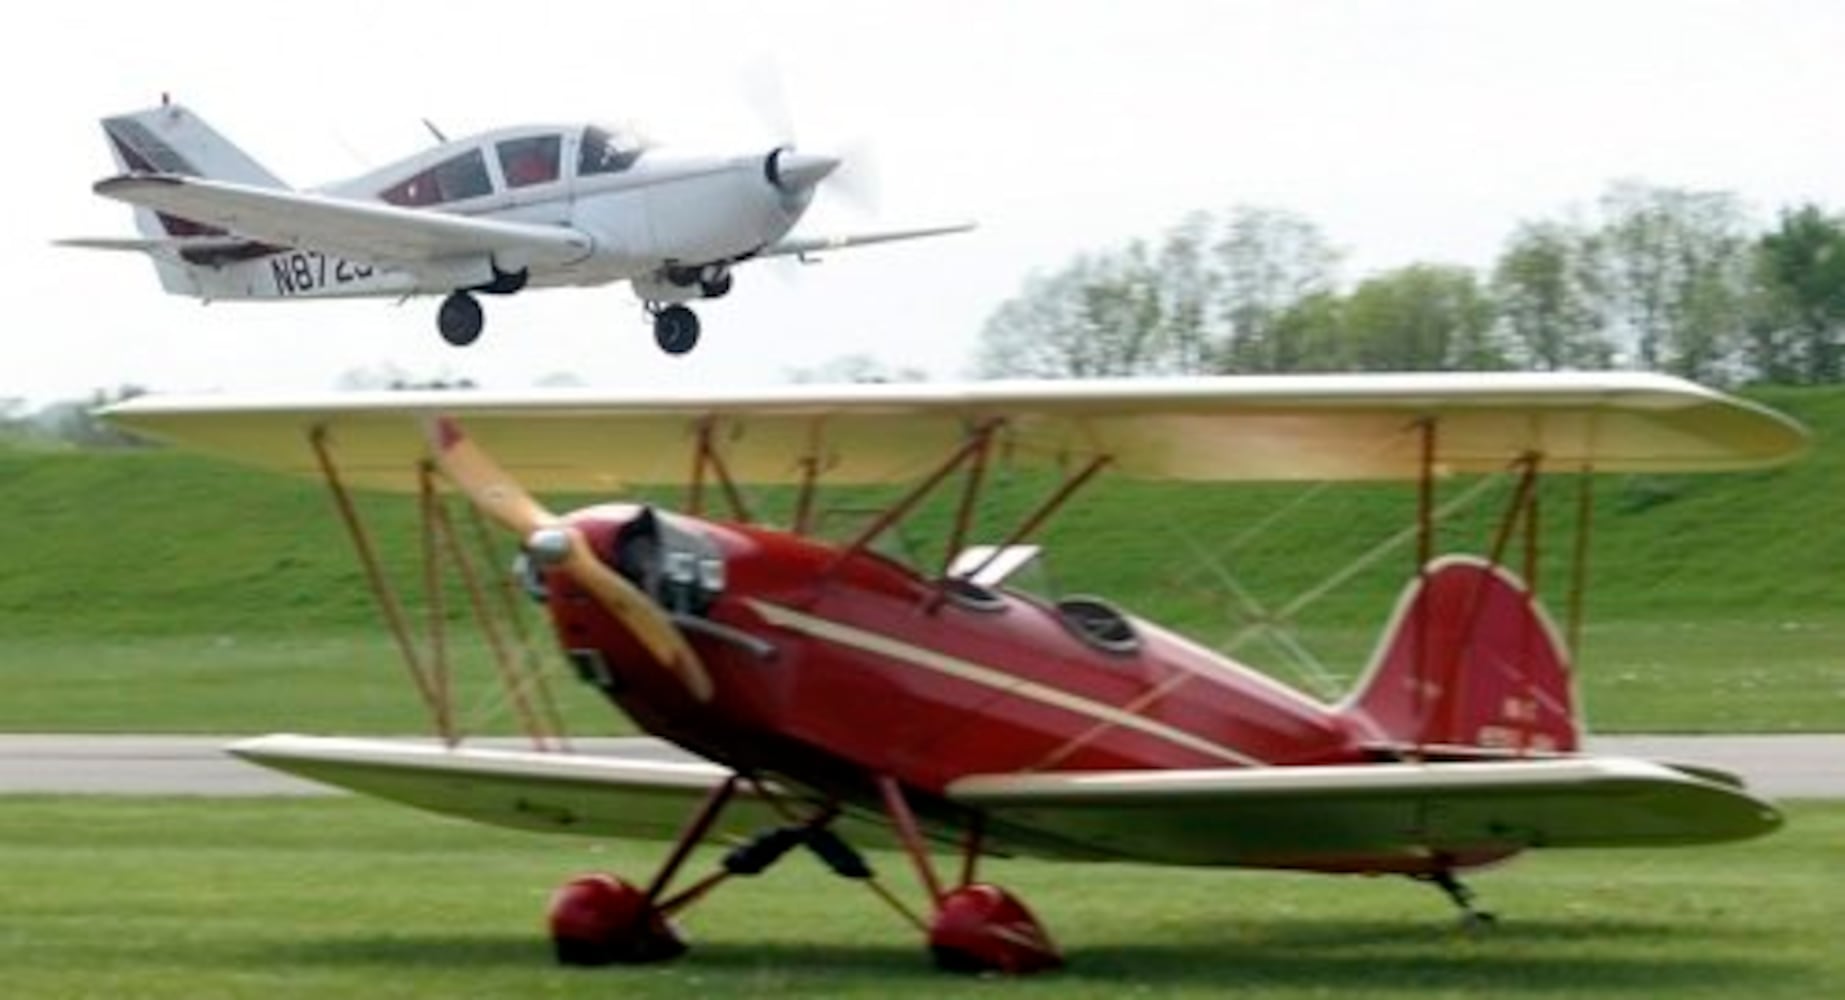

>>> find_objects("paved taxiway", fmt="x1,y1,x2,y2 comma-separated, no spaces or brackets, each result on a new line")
0,734,1839,798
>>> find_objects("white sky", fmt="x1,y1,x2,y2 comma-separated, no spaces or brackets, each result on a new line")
7,0,1845,403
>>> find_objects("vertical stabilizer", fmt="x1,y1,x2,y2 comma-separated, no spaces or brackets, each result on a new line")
96,101,286,293
1341,556,1579,753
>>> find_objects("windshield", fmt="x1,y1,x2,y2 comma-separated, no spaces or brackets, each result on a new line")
578,125,646,176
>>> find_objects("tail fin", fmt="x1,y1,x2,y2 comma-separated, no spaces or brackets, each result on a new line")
1341,555,1579,754
94,101,286,292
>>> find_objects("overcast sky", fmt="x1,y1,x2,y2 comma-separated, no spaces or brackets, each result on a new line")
7,0,1845,404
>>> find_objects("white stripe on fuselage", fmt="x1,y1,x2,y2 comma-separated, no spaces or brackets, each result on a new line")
745,600,1264,768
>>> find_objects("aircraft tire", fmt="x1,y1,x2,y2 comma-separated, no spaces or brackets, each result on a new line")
653,305,701,355
438,292,485,347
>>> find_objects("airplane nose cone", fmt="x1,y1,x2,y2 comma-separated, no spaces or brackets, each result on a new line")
766,149,841,194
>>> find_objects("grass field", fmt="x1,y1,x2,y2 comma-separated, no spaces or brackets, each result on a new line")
0,796,1838,998
2,614,1840,734
0,385,1839,734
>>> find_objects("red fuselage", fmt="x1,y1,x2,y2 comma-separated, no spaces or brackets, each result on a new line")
543,505,1397,865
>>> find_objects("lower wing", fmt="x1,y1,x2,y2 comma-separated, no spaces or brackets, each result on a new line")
230,734,790,841
950,757,1781,869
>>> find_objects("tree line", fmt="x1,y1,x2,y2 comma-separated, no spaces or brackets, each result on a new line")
975,181,1845,386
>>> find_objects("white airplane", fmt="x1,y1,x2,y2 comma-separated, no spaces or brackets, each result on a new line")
60,100,971,354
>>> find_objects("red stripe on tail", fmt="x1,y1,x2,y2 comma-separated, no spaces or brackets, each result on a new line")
1342,556,1578,753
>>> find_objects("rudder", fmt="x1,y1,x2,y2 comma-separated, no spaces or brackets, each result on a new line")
95,101,286,293
1341,555,1578,753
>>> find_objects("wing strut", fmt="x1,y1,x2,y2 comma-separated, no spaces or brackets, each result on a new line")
305,427,569,749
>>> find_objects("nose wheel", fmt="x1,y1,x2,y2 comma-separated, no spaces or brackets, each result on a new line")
651,304,702,355
437,292,484,347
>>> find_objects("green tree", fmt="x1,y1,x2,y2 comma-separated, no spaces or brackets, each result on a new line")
1752,204,1845,383
975,244,1169,378
1212,207,1342,372
1343,265,1505,371
1491,219,1611,370
1594,181,1752,380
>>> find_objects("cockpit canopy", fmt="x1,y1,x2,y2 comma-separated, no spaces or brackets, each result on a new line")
375,124,649,207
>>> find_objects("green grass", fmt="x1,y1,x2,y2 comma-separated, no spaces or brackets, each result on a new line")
2,617,1838,733
0,796,1838,998
1,386,1840,733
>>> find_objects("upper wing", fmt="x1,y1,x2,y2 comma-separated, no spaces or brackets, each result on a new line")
758,222,975,260
228,734,852,841
949,757,1781,867
93,174,593,268
103,373,1808,492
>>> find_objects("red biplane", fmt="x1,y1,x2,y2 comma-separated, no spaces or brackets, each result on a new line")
106,372,1806,974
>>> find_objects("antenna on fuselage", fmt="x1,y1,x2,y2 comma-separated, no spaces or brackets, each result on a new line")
421,118,449,144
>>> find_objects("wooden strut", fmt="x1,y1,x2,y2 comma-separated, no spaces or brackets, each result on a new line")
460,503,572,751
827,421,1003,575
686,418,753,524
644,776,739,906
416,465,458,744
1413,419,1436,753
939,424,996,578
958,813,986,889
1566,468,1597,660
791,423,825,537
310,429,455,744
878,775,945,907
956,455,1113,586
425,489,554,750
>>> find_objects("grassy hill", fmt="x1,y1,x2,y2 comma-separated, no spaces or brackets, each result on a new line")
0,386,1838,732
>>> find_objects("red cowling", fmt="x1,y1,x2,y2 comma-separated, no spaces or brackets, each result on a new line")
928,884,1063,975
547,873,687,965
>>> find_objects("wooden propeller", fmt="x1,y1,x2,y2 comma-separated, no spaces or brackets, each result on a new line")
424,417,712,702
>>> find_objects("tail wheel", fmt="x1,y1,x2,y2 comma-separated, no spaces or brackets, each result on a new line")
653,305,701,355
437,292,484,347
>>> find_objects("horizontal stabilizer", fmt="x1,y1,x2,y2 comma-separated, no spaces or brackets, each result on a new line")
55,234,255,255
94,173,594,267
951,756,1781,868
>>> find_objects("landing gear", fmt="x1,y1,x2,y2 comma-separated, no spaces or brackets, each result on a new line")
1419,868,1497,932
544,773,1060,975
652,304,701,355
699,269,733,298
437,291,484,347
549,874,687,965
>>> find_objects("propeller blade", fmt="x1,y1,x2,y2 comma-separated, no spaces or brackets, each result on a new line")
828,137,881,215
558,531,714,703
424,418,713,702
425,417,552,537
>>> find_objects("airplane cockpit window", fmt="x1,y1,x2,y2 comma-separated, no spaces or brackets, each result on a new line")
496,135,562,188
578,125,644,176
379,149,493,206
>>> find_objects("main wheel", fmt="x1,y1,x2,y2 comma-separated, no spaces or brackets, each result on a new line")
437,292,484,347
653,305,701,355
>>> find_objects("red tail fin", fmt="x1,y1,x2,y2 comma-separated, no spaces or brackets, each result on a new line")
1342,556,1578,753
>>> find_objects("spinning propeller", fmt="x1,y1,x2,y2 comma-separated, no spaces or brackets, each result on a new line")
424,417,713,702
743,59,880,214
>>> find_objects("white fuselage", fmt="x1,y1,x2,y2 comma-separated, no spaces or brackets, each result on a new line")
179,125,811,303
